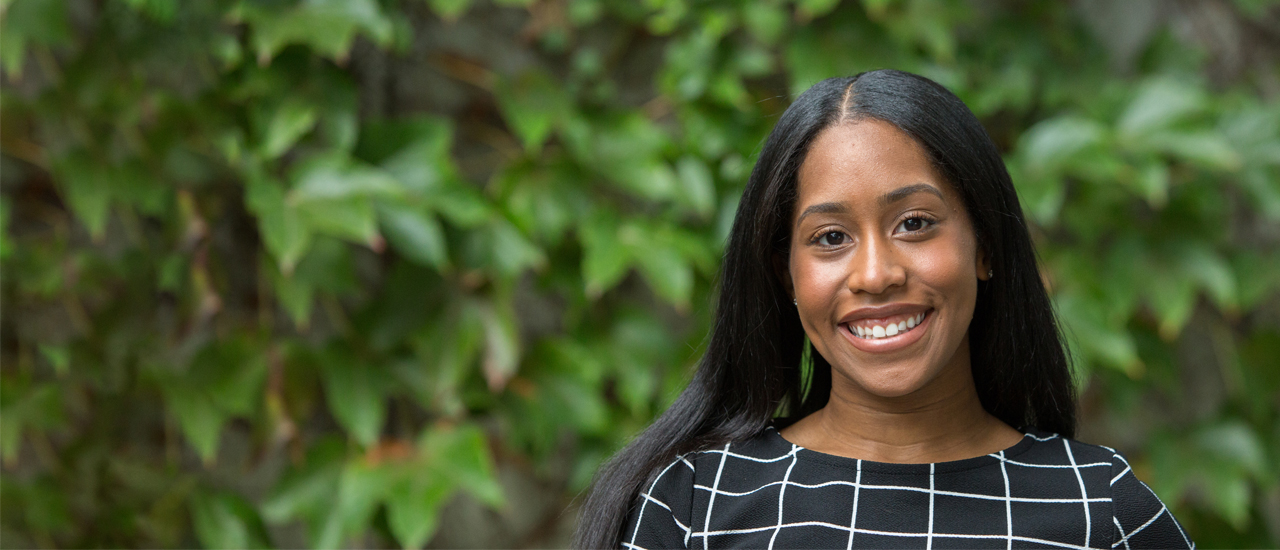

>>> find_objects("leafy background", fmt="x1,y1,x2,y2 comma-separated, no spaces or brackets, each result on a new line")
2,0,1279,547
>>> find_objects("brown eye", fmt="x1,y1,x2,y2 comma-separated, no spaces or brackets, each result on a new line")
817,231,847,246
895,217,933,233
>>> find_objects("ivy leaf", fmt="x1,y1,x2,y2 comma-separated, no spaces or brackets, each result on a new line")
190,490,273,550
315,460,393,550
496,70,571,153
386,469,454,549
377,201,448,270
676,155,716,218
426,0,473,22
318,347,386,448
1118,78,1206,137
260,100,318,160
420,424,504,508
51,152,112,241
1019,116,1106,175
163,384,225,464
240,0,394,64
478,298,521,392
261,438,346,524
246,173,311,274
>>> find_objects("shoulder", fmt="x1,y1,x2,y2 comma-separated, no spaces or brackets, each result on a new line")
1103,446,1194,549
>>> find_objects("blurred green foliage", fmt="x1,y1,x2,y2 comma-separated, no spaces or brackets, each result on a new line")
2,0,1278,547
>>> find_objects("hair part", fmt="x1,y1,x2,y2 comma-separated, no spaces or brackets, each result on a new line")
573,69,1076,549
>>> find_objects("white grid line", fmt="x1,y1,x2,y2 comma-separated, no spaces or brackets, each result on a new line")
1113,504,1166,548
926,463,935,550
701,443,730,550
768,446,800,549
1112,516,1130,550
689,523,1096,549
693,480,1112,504
845,459,861,550
1064,438,1092,547
629,456,686,549
999,450,1012,550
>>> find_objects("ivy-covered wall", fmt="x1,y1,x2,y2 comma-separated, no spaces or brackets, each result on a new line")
2,0,1278,548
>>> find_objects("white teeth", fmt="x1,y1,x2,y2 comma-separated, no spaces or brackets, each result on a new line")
852,312,928,340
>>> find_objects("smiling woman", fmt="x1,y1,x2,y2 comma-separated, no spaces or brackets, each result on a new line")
574,70,1193,549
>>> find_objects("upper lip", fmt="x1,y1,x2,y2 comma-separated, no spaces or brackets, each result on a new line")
838,303,931,324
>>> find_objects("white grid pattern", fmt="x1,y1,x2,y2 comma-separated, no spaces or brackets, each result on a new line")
625,430,1193,549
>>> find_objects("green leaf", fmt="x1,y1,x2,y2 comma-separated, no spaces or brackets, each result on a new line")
246,173,311,274
579,212,631,298
318,347,386,447
291,155,404,201
1118,78,1206,137
260,100,318,160
261,438,346,523
315,460,393,550
52,152,112,240
675,156,716,217
37,344,69,377
386,470,454,549
1019,116,1106,174
635,244,693,309
273,265,316,329
427,0,473,21
478,298,521,392
495,71,571,153
164,385,225,463
190,490,273,550
295,196,379,246
241,0,394,64
420,424,504,508
377,201,448,269
0,0,71,77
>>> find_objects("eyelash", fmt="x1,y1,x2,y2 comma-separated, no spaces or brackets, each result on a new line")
806,213,938,247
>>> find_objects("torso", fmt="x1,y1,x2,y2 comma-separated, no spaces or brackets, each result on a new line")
622,428,1193,549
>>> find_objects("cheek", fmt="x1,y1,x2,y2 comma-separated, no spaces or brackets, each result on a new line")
790,256,847,303
909,242,978,301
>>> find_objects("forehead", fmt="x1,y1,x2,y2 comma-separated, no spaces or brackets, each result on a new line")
795,119,949,209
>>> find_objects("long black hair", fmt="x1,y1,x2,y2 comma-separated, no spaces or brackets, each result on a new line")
573,69,1076,549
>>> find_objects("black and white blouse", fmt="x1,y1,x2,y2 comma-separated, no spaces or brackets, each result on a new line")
623,429,1192,549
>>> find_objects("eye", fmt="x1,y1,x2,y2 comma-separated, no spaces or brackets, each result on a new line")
895,216,934,234
816,231,848,246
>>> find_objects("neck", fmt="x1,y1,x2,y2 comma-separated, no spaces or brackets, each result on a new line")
780,362,1021,463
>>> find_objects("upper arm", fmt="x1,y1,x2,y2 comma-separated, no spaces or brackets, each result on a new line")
622,456,696,550
1109,452,1194,549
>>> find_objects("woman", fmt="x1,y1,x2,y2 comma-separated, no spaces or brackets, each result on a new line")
575,70,1191,549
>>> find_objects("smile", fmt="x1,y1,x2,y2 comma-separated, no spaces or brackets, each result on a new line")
843,310,931,340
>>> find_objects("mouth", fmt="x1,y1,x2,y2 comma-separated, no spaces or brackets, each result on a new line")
842,309,932,341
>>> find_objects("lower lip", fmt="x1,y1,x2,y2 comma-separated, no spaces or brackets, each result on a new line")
840,310,932,353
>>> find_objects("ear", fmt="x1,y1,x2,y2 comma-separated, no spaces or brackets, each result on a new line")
773,251,795,301
975,246,992,281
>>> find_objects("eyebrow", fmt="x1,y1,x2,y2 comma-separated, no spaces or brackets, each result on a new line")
880,183,944,206
794,183,945,227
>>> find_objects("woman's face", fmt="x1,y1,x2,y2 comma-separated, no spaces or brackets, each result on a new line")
787,119,989,401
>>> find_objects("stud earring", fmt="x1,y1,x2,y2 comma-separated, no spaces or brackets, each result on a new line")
793,299,797,306
987,269,994,279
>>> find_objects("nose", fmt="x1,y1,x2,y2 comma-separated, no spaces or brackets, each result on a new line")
847,236,906,295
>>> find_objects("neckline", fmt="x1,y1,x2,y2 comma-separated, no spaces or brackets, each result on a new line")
764,427,1045,475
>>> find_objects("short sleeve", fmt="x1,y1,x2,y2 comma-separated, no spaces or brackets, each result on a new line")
621,455,696,550
1109,452,1194,549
